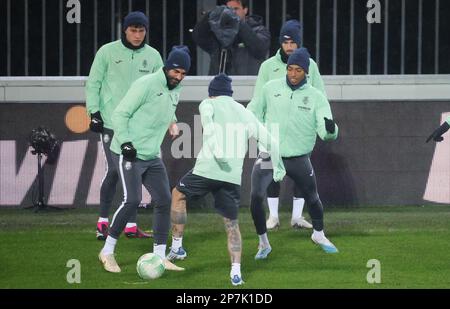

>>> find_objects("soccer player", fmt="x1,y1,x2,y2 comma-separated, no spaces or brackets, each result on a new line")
98,46,191,273
426,118,450,142
86,12,174,240
167,74,286,285
247,47,339,259
249,19,326,231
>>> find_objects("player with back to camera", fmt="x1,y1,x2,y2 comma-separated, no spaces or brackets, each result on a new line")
167,73,286,285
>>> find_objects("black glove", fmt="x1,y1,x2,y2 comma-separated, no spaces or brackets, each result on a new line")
426,122,450,143
324,117,336,134
121,142,137,161
89,111,104,133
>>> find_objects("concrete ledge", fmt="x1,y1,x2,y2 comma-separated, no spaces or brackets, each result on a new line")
1,75,449,103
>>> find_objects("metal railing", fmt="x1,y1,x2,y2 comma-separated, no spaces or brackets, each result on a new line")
1,0,448,76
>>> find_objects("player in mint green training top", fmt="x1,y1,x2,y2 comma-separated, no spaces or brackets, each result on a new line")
98,46,191,274
247,47,339,258
86,11,165,240
249,19,326,231
168,73,286,286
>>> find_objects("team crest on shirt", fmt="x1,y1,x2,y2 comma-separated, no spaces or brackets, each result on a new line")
124,161,132,170
303,97,309,105
139,60,150,73
103,134,110,144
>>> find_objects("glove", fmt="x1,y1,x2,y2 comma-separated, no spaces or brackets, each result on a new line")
89,111,104,133
121,142,137,161
324,117,336,134
426,122,450,143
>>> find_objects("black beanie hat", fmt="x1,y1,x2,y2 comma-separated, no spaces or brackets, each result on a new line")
279,19,302,46
208,73,233,97
165,45,191,72
287,47,310,73
123,11,148,30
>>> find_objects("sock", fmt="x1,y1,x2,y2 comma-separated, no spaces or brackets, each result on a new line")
154,244,167,260
98,217,109,223
258,233,270,248
125,222,137,229
313,229,325,239
230,263,241,278
171,237,183,251
101,236,117,255
292,197,305,219
267,198,279,218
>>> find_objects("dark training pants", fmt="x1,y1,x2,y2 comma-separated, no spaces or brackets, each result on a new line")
98,128,137,223
109,154,171,245
266,179,303,198
176,169,241,220
250,154,324,235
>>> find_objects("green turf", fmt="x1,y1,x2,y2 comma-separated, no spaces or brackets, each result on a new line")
1,205,450,288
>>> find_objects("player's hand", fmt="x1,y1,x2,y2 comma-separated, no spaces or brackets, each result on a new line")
426,122,450,143
169,123,180,140
273,166,286,182
324,117,336,134
90,111,104,133
121,142,137,161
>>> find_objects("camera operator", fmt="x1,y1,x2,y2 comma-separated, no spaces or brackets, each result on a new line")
193,0,270,75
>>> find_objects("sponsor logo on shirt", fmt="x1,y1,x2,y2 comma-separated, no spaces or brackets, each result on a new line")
298,106,311,111
273,68,280,72
139,69,150,73
114,60,123,64
274,94,282,97
157,93,163,96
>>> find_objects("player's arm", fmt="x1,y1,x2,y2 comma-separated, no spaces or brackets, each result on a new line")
247,82,268,123
315,93,338,141
426,117,450,143
247,112,286,182
86,47,107,116
111,79,147,146
248,63,268,107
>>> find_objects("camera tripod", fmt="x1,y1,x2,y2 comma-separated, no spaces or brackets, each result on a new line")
25,152,61,212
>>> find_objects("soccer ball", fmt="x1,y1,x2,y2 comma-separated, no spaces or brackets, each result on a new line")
136,253,165,280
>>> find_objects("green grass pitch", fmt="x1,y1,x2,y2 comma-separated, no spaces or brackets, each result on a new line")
1,205,450,289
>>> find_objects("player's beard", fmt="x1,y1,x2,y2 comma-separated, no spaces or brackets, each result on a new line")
163,68,181,90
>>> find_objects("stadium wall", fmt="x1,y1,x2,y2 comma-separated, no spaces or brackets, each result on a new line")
1,76,450,208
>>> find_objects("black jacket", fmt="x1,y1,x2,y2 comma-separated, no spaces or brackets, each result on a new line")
193,13,271,75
